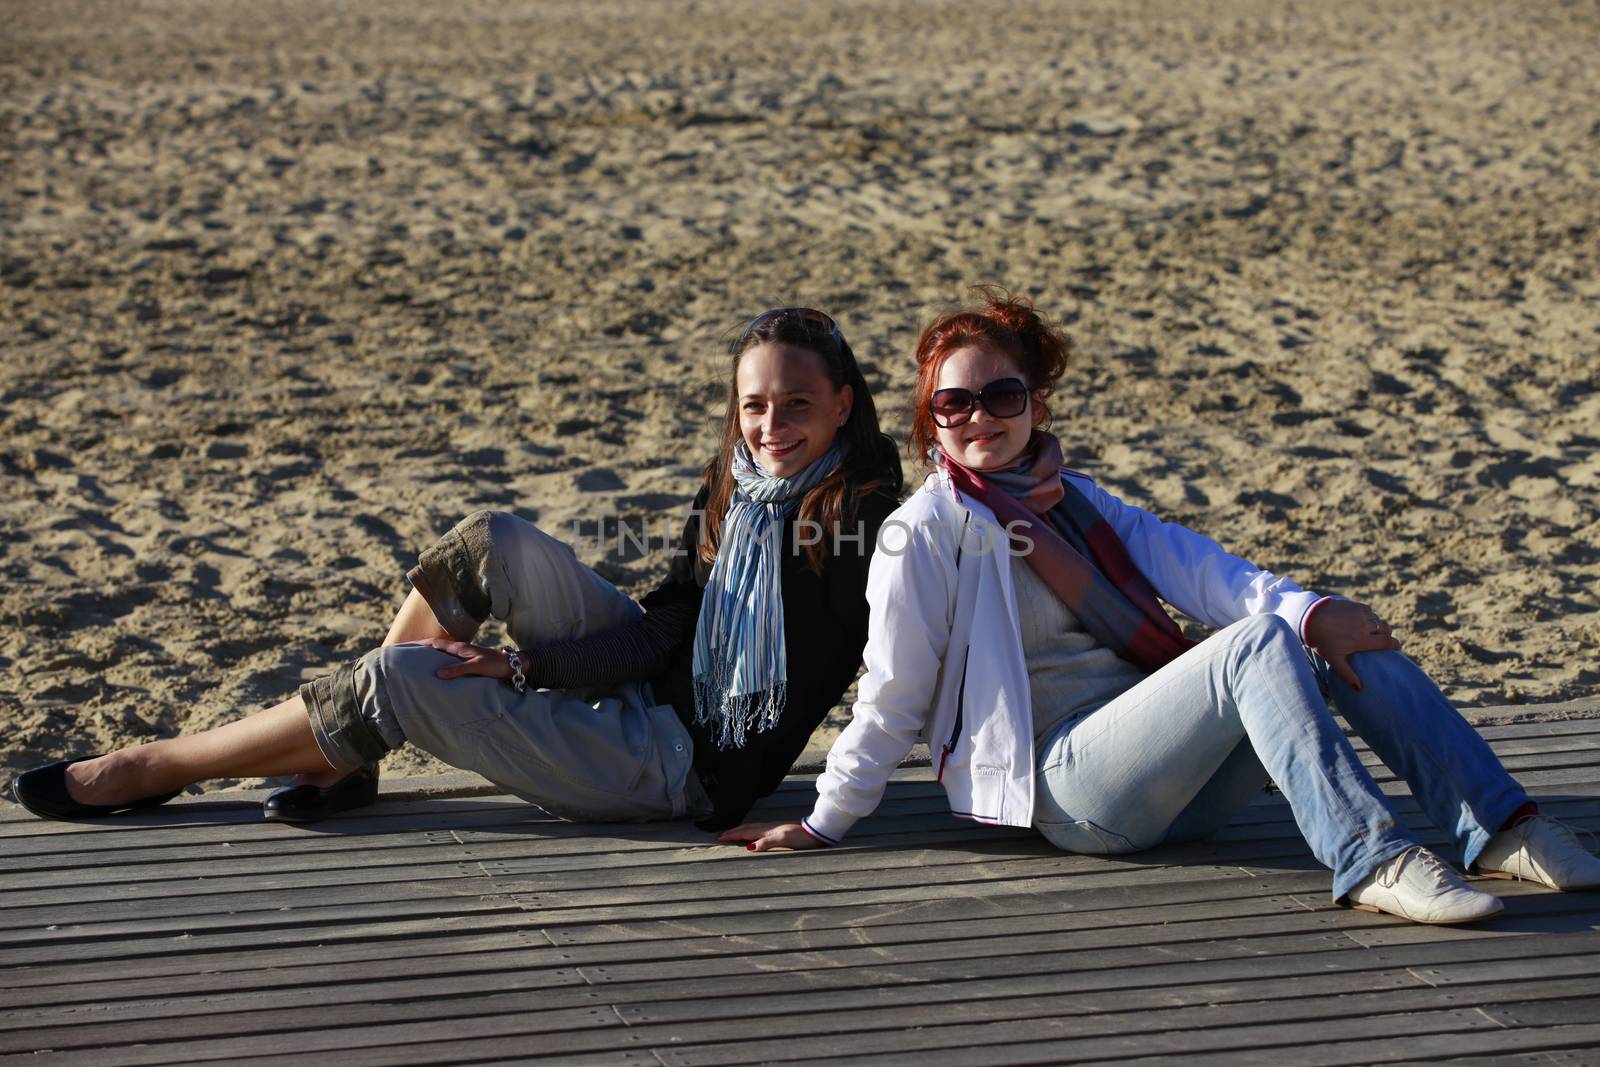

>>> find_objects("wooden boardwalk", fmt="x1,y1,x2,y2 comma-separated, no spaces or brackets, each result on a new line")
3,717,1599,1066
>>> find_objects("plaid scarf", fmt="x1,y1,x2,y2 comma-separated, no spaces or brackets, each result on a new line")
935,431,1194,673
692,441,845,749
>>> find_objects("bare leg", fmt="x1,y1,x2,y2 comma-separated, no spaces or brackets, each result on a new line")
265,587,449,792
384,587,453,646
65,694,335,807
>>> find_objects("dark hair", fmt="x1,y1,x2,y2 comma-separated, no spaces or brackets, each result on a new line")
908,286,1072,463
700,312,903,574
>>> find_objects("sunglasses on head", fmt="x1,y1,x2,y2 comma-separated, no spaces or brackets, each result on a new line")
929,377,1029,428
738,307,846,350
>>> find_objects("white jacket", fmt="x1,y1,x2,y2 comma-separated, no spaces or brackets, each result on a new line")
801,468,1328,844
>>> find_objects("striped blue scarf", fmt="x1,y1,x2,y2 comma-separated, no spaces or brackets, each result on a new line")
692,441,844,749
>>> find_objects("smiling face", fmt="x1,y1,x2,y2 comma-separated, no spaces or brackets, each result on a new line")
736,342,854,478
931,343,1042,471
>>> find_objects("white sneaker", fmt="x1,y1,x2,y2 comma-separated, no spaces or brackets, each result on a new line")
1476,815,1600,891
1347,846,1504,924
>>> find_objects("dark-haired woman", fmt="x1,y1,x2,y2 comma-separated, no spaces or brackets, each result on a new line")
725,290,1600,924
15,309,903,832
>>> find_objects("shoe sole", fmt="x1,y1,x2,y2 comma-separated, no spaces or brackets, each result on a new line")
262,808,320,824
1474,868,1600,891
261,792,380,824
1349,900,1505,925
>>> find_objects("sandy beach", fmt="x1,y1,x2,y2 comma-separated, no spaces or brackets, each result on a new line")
2,0,1597,784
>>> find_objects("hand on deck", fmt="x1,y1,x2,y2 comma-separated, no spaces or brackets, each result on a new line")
1304,598,1402,691
718,820,826,852
423,638,514,682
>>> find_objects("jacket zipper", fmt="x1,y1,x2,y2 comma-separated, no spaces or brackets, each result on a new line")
937,512,972,785
938,650,969,783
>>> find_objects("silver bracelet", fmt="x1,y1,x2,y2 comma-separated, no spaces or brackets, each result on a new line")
502,646,527,695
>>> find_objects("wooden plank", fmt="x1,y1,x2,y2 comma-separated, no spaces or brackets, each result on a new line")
61,1004,1506,1067
528,926,1600,1023
613,948,1600,1029
15,921,1589,1066
1333,907,1600,948
763,1021,1600,1067
0,869,1338,995
2,818,1589,947
0,910,560,969
0,859,492,908
641,978,1600,1066
14,792,1597,910
1361,749,1600,780
0,871,528,930
55,888,1571,1036
0,801,977,891
475,823,1571,906
0,767,943,837
0,927,552,997
9,921,1587,1062
1458,733,1600,758
1470,719,1600,740
0,904,1375,1038
0,889,1360,1026
16,973,1600,1067
1360,748,1600,778
1386,1046,1600,1067
18,887,1583,1049
0,792,957,868
0,890,528,952
1208,800,1599,843
0,857,1313,971
1114,1024,1600,1067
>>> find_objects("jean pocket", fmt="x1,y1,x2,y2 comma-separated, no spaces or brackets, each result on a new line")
1034,817,1137,855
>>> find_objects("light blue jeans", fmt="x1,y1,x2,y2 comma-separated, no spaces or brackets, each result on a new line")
1034,614,1531,899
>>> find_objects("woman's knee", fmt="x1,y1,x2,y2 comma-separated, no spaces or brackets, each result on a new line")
447,508,550,559
468,509,573,568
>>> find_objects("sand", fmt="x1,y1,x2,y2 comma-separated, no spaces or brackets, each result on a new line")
2,0,1598,783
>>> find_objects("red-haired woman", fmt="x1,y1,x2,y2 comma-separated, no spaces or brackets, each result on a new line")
725,290,1600,924
14,310,902,833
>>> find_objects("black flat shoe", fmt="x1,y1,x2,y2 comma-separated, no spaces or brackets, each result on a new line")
11,759,183,821
263,763,380,823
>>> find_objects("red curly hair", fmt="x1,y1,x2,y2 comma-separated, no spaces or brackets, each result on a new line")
907,286,1073,463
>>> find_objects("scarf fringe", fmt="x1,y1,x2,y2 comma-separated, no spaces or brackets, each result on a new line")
693,670,789,750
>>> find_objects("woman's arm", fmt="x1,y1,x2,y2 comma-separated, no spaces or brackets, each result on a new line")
1072,474,1325,635
1073,474,1400,686
521,598,699,690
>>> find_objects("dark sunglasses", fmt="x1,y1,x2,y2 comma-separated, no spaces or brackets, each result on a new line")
738,306,846,350
929,377,1029,428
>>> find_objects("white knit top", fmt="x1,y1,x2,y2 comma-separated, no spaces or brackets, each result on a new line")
1011,556,1147,742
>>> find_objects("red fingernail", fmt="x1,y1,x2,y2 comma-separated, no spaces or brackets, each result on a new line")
746,843,755,852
